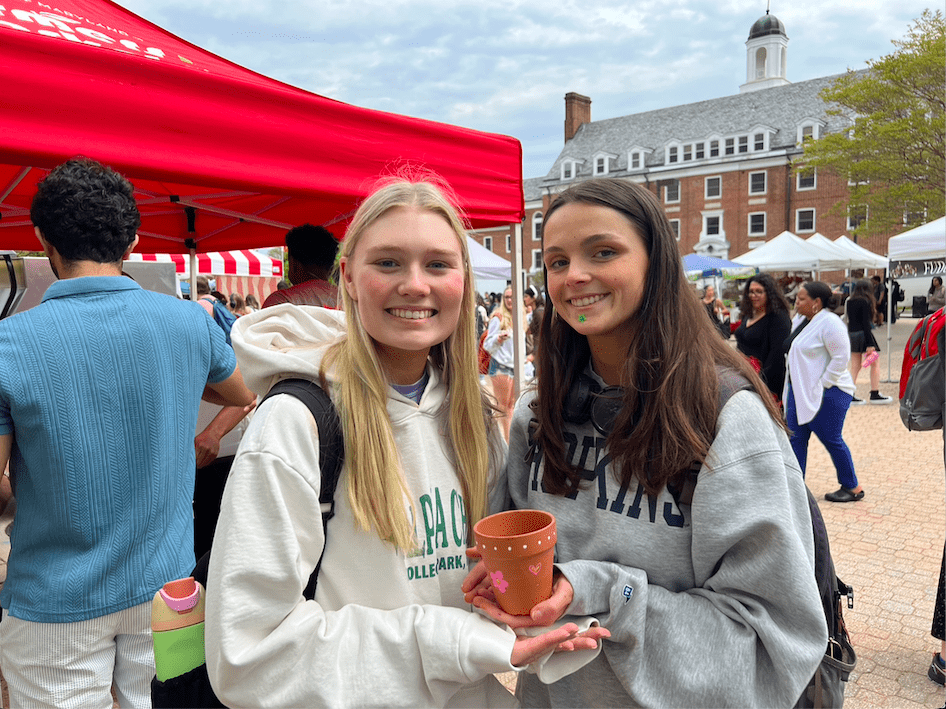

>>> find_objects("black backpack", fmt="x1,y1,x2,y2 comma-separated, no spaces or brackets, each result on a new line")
151,378,345,709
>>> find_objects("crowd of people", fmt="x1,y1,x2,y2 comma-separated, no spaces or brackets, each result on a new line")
0,159,941,708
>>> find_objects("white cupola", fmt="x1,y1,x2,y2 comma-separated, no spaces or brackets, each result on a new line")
739,10,790,93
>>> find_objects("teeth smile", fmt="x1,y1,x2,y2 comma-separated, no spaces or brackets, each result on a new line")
389,309,434,320
570,295,606,307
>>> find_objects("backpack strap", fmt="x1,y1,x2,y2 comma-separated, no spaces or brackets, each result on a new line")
192,378,344,601
260,378,344,600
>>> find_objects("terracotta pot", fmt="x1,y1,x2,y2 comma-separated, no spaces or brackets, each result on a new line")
473,509,557,616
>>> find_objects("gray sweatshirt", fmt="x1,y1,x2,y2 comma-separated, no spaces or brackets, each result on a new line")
492,380,827,708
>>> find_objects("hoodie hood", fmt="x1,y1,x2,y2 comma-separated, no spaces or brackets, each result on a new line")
230,304,345,397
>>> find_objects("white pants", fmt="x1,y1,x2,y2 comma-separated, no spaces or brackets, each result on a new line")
0,601,153,709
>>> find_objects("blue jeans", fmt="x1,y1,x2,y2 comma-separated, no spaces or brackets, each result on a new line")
786,384,858,489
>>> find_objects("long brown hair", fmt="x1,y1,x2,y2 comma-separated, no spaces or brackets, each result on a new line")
534,179,784,497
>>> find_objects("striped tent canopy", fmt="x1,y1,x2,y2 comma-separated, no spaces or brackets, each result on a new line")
127,250,283,278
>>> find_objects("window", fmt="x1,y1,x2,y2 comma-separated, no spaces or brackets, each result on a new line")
755,47,767,78
668,146,678,164
664,180,680,203
904,208,926,226
630,151,641,169
796,209,815,233
848,205,867,232
749,171,767,194
754,132,765,151
562,162,573,180
595,156,607,175
738,136,748,154
748,212,766,235
532,212,543,241
669,219,681,241
695,142,705,159
483,236,492,251
683,144,692,161
532,249,543,271
506,234,511,253
725,138,735,156
705,215,720,235
705,176,721,199
797,168,816,190
798,123,820,144
710,140,719,158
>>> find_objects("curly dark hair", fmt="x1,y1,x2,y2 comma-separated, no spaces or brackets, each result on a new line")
737,273,791,322
285,224,339,271
534,179,782,498
30,158,140,263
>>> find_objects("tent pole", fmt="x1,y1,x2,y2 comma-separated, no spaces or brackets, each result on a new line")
189,248,198,303
511,222,526,399
882,274,894,383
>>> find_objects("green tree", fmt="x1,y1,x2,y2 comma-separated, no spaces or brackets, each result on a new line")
799,9,945,241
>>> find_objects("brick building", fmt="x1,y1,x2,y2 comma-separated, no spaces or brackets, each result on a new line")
471,11,893,280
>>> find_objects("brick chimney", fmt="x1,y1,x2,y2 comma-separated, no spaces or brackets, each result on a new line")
564,92,591,142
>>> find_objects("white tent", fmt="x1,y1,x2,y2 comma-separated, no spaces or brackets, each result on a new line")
804,233,860,272
732,231,822,271
467,236,511,281
832,236,889,270
888,217,946,278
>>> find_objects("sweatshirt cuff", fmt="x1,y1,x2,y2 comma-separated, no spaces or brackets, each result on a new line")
457,612,517,681
515,615,603,683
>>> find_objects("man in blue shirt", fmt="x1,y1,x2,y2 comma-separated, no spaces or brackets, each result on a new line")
0,158,254,709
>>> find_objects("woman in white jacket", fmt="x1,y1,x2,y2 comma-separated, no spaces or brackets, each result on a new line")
205,178,605,708
783,281,863,503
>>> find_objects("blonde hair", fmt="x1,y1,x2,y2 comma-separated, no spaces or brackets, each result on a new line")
494,287,513,330
322,177,494,552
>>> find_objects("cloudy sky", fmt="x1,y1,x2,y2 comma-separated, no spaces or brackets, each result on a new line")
120,0,934,179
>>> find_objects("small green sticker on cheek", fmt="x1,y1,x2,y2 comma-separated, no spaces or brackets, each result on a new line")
578,315,586,323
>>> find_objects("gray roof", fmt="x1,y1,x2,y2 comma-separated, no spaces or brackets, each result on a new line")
523,176,545,203
540,71,864,184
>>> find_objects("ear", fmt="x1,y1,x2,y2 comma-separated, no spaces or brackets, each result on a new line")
121,234,140,261
34,227,52,258
339,256,357,301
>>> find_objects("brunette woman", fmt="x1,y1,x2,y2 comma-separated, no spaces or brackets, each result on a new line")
734,273,792,399
464,179,826,707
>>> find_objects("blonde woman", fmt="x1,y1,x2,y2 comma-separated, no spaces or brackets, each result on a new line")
205,178,604,708
484,287,517,437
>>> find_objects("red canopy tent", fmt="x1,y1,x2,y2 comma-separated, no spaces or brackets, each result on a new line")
0,0,524,259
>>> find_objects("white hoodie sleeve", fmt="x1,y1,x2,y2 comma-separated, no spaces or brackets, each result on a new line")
204,395,517,709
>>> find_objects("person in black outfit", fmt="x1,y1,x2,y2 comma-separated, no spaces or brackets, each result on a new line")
846,279,892,405
871,275,887,325
734,273,792,401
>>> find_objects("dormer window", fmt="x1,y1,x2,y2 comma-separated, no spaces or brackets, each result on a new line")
593,154,614,176
630,151,641,169
561,160,577,181
668,146,679,164
683,144,693,161
754,132,765,151
797,121,823,144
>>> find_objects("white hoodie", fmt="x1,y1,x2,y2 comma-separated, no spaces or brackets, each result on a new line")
205,305,519,708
